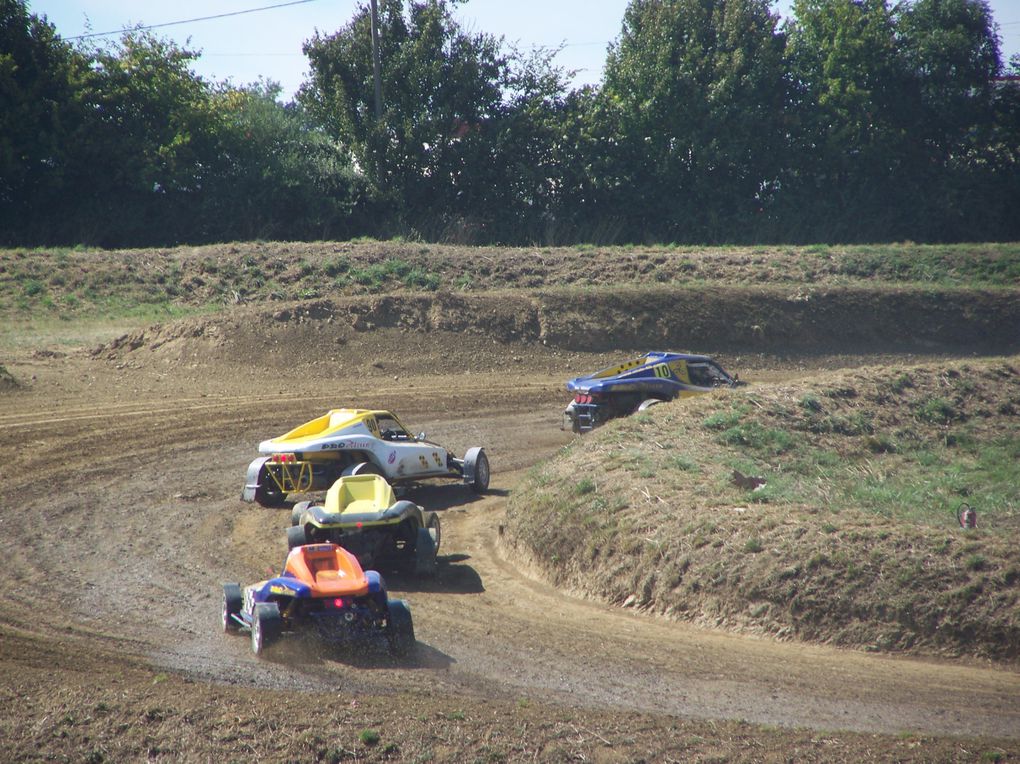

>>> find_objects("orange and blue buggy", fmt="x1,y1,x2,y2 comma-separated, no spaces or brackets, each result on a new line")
221,542,415,657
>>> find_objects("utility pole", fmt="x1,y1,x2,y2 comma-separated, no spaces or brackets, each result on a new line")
370,0,383,120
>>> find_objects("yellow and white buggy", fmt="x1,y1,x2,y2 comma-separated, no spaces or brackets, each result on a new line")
241,408,489,508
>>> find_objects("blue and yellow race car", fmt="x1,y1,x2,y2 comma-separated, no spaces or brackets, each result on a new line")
563,351,741,432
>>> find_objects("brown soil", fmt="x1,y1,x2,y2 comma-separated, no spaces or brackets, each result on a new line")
1,279,1019,761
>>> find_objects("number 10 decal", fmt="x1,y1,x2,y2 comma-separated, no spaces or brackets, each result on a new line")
653,364,671,378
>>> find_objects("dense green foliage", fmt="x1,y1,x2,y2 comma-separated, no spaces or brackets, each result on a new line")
1,0,1017,246
0,1,367,246
300,0,573,242
597,0,789,241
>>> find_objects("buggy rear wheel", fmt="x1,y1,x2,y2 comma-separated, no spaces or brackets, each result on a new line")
221,583,242,633
464,447,490,493
290,501,312,527
413,525,438,577
254,465,287,508
424,512,441,553
251,602,282,656
637,398,665,412
386,599,415,657
342,461,381,477
286,524,309,550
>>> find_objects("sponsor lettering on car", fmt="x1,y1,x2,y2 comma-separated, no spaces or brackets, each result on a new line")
319,440,378,451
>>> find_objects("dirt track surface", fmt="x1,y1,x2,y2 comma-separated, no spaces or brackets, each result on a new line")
2,327,1019,760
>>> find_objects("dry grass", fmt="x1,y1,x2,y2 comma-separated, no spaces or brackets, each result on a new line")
2,241,1019,325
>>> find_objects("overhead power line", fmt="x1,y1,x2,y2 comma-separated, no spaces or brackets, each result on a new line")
64,0,320,41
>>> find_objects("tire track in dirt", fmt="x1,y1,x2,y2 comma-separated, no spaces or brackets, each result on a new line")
412,485,1020,738
2,358,1018,741
0,379,559,429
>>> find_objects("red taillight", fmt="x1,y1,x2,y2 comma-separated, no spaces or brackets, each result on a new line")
575,393,595,404
332,597,345,609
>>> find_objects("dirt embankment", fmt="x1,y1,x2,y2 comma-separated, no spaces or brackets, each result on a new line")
94,287,1020,371
3,240,1019,324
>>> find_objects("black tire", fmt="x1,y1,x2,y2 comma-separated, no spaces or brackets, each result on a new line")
424,512,441,554
386,599,415,657
465,448,490,493
221,583,243,633
251,602,282,656
342,461,381,478
290,501,312,527
413,526,437,577
254,466,287,508
286,524,309,550
637,398,665,412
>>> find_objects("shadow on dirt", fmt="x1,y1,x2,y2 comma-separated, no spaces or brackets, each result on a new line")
265,634,455,672
404,483,504,510
386,555,484,595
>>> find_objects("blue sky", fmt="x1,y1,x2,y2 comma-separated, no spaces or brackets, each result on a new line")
30,0,1020,100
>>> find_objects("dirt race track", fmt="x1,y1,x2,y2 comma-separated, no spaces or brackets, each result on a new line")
1,319,1019,761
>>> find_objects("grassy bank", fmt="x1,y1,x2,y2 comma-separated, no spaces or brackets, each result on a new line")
503,358,1020,661
2,241,1019,325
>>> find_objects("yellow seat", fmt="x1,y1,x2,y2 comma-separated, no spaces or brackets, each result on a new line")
326,474,396,515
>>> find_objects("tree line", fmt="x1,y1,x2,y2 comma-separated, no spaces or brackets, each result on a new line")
2,0,1017,247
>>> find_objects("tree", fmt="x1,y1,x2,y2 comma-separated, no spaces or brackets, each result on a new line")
783,0,1009,242
197,82,371,241
895,0,1003,239
299,0,571,242
898,0,999,141
783,0,916,241
598,0,789,242
56,30,215,244
0,0,83,240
